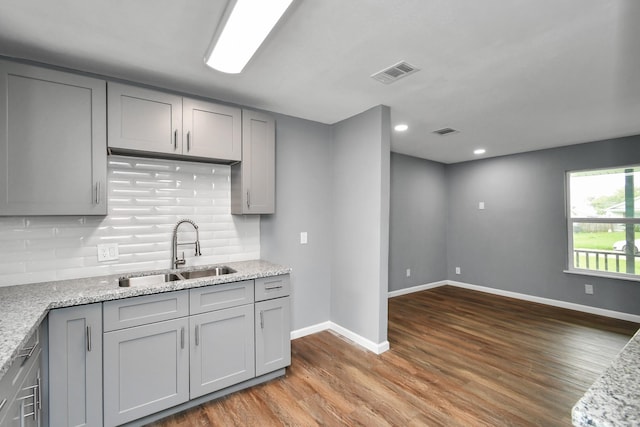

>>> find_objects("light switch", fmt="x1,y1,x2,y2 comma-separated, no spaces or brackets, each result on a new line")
479,202,485,210
300,232,308,245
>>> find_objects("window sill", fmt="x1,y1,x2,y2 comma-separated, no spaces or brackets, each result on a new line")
564,269,640,283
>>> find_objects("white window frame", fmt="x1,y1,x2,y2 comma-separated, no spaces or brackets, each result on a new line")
566,166,640,281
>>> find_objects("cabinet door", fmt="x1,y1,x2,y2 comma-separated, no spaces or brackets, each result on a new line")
107,82,182,155
0,60,107,215
1,358,41,427
255,297,291,376
183,99,241,161
231,110,275,214
103,317,189,427
190,305,255,399
49,304,102,427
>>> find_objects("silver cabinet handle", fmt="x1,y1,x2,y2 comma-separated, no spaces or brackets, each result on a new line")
36,375,41,411
180,327,185,349
174,129,178,150
186,131,191,152
20,400,25,427
260,311,264,329
265,284,283,290
246,190,250,209
19,344,36,365
195,325,199,346
0,398,6,413
86,326,92,352
95,181,101,205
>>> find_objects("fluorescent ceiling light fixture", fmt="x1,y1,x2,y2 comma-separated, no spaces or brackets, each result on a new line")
394,124,409,132
205,0,294,74
474,148,486,155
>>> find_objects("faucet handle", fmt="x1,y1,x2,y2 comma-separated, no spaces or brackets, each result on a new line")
195,241,201,256
175,252,186,267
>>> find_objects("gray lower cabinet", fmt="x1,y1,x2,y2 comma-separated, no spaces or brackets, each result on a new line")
48,304,102,427
0,328,43,427
189,305,255,399
1,351,42,427
103,318,190,427
255,297,291,376
0,59,107,216
102,291,190,427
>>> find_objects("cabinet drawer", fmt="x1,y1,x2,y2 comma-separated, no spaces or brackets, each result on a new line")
189,280,254,315
104,290,188,332
255,275,290,302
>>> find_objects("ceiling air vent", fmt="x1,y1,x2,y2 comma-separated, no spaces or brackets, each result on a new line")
433,127,458,136
371,61,419,84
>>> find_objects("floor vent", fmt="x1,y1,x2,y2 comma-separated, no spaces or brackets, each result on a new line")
371,61,419,84
433,127,458,136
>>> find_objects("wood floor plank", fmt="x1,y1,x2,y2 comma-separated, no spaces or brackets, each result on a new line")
150,286,638,426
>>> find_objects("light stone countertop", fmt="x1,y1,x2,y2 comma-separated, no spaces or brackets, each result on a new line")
0,259,291,379
572,328,640,426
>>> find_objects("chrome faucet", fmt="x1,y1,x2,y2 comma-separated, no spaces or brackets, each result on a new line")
172,219,202,269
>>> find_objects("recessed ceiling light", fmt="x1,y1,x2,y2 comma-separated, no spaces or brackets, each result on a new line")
394,124,408,132
474,148,486,155
205,0,294,74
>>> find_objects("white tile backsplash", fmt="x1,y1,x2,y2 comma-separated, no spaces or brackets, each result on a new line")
0,155,260,287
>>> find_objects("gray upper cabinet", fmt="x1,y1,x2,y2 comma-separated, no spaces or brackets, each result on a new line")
108,82,241,162
183,98,241,161
0,60,107,216
48,303,103,427
107,82,182,156
231,110,275,214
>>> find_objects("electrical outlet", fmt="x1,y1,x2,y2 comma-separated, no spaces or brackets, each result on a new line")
479,202,485,210
406,268,411,277
300,232,308,245
585,284,594,295
455,267,461,275
97,243,119,262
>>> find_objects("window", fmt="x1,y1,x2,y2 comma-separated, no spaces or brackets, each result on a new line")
567,166,640,279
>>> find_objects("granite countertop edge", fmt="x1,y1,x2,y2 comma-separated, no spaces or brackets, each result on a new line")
0,259,291,378
571,328,640,426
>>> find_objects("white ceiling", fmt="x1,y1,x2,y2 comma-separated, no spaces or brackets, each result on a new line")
0,0,638,163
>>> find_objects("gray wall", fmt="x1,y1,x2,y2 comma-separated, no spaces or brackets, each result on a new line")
389,153,447,291
330,105,390,344
446,135,640,314
260,114,333,331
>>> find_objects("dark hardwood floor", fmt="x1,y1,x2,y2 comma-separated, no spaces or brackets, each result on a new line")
150,285,638,426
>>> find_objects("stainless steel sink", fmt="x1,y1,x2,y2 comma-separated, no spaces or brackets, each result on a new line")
118,273,184,287
180,266,236,279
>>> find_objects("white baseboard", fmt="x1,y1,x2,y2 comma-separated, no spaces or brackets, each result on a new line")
388,280,448,298
417,280,640,324
291,280,639,356
290,321,332,340
291,321,389,354
328,322,390,354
